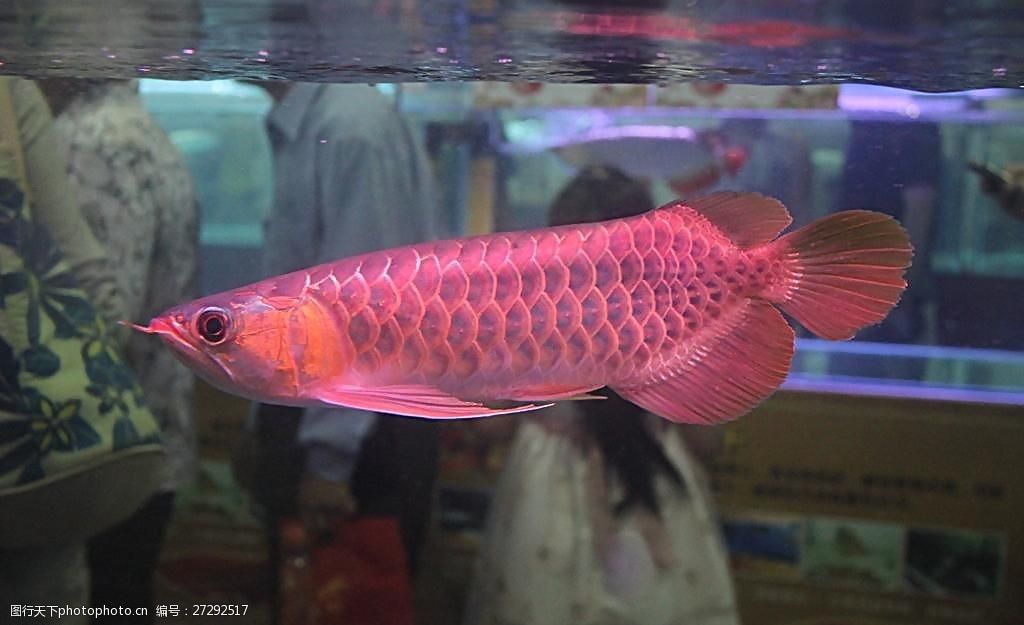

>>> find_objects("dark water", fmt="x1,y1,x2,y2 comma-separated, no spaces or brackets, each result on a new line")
0,0,1022,91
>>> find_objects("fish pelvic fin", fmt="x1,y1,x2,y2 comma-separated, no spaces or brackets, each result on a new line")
504,382,607,402
308,382,551,419
768,210,913,340
613,300,793,425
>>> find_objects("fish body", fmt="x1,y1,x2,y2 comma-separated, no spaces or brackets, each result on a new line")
136,193,911,424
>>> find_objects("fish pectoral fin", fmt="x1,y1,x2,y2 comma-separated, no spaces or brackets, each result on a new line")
308,382,551,420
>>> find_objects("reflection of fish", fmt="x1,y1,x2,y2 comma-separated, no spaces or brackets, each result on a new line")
968,162,1024,221
132,193,910,423
668,137,748,196
704,20,859,48
546,124,746,188
554,131,708,181
552,12,860,48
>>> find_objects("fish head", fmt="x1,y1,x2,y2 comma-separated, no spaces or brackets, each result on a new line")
131,290,308,404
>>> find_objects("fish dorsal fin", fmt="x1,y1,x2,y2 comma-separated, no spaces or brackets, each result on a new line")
670,192,792,248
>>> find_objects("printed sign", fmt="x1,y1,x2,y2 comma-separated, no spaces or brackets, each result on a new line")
711,390,1022,625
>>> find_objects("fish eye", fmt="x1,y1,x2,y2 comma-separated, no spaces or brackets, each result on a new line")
195,308,231,345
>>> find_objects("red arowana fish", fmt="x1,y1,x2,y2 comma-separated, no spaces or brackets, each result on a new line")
132,193,911,424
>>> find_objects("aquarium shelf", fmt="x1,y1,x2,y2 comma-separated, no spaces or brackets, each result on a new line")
788,339,1024,406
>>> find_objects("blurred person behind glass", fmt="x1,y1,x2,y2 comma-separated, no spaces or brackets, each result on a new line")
232,80,443,624
0,77,164,625
700,117,815,228
38,78,200,624
829,0,941,381
464,165,739,625
831,119,940,382
838,119,940,345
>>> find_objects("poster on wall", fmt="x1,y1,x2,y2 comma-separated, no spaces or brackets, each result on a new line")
423,388,1022,625
711,390,1022,625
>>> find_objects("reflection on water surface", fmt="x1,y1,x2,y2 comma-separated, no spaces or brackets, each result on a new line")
0,0,1021,90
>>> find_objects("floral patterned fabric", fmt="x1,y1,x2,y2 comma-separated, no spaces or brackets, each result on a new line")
54,81,199,491
0,145,160,489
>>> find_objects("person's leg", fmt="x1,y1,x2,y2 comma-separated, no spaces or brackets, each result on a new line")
350,417,439,575
251,403,304,625
391,419,439,575
87,492,176,623
0,541,90,625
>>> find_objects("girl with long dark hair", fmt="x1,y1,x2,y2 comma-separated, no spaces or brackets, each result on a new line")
465,166,739,625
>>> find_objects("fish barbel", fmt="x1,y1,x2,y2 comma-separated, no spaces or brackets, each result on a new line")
133,192,911,424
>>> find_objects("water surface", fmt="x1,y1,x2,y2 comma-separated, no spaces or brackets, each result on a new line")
0,0,1021,90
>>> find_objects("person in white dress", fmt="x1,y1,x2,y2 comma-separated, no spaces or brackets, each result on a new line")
464,166,741,625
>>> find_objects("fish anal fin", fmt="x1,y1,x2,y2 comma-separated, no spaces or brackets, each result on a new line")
506,382,606,402
613,300,794,425
665,192,792,248
309,382,550,419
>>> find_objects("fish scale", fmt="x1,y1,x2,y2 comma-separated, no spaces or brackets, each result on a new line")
137,192,912,424
311,207,751,397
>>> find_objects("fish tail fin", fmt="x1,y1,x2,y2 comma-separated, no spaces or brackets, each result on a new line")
612,206,910,425
769,210,913,340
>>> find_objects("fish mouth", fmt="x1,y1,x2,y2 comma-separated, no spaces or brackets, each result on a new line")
122,316,191,346
123,317,178,337
123,317,236,383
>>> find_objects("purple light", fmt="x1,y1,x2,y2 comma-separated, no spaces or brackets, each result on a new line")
563,124,699,144
783,376,1024,407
